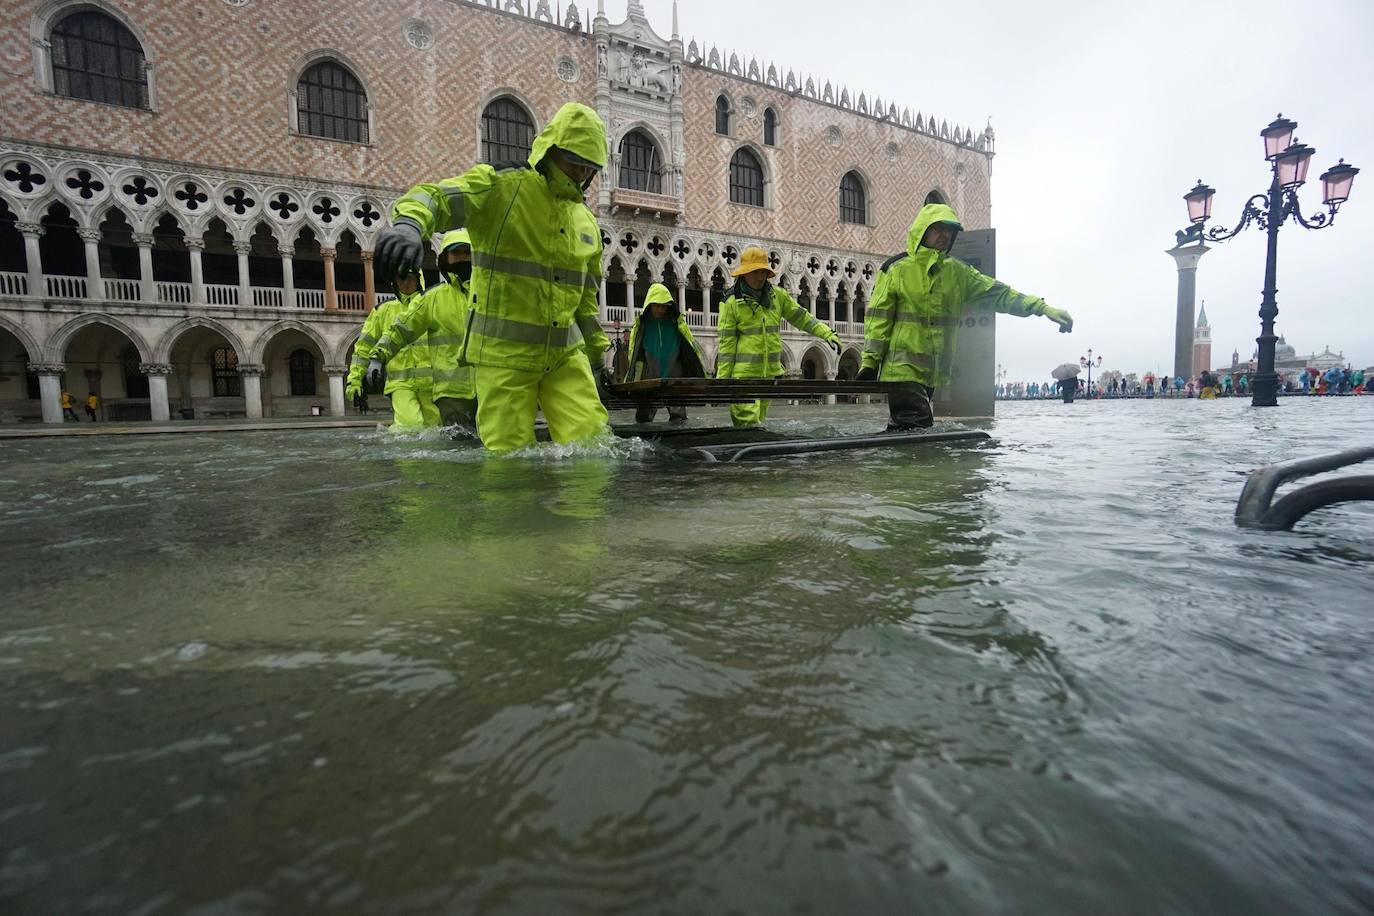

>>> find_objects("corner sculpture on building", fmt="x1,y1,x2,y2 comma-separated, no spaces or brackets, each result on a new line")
0,0,995,424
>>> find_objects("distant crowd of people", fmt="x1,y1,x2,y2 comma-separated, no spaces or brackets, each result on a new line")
998,366,1367,401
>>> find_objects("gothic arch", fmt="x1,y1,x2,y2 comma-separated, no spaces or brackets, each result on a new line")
286,50,377,142
475,88,542,163
249,318,331,365
47,312,152,363
0,313,43,363
727,142,771,208
155,317,247,364
30,1,158,107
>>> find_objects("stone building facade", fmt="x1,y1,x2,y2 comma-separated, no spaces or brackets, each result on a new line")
0,0,993,423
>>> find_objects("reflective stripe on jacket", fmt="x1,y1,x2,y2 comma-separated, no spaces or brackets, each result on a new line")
863,203,1047,387
391,103,610,374
716,283,838,379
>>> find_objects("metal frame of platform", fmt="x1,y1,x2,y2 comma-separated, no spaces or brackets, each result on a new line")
605,378,911,409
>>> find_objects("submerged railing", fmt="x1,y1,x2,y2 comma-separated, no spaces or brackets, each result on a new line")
1236,445,1374,530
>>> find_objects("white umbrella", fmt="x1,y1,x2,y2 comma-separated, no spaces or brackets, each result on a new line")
1051,363,1081,381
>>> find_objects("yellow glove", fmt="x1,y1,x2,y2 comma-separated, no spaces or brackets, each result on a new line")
1043,307,1073,333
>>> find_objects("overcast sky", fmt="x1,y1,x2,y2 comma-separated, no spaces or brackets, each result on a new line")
669,0,1374,380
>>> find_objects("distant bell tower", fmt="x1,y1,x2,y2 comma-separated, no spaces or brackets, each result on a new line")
1192,301,1212,376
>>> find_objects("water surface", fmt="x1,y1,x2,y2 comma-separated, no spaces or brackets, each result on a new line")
2,399,1372,914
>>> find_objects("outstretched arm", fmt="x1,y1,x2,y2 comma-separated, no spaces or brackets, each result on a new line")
959,264,1072,332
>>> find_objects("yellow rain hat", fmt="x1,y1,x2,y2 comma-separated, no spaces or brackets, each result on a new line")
730,245,775,278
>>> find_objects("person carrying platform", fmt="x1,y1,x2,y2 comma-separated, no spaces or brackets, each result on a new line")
716,246,841,427
625,282,706,424
368,230,477,431
372,102,611,452
857,203,1073,429
346,270,438,429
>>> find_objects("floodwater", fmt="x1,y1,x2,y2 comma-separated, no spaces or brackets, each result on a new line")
2,398,1372,915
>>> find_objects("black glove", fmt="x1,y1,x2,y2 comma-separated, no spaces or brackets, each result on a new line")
828,339,842,356
374,219,424,282
856,366,878,382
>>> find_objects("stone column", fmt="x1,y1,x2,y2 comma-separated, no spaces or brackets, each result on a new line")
141,362,172,422
279,246,296,308
1167,243,1209,381
233,240,252,307
597,278,607,319
825,368,838,405
134,232,157,303
321,246,338,311
18,222,44,298
361,250,376,310
78,228,103,299
32,363,65,423
238,364,264,419
325,366,348,416
185,237,206,305
623,278,634,319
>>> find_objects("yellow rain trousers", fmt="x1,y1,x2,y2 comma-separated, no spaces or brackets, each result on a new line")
390,102,611,451
475,356,608,452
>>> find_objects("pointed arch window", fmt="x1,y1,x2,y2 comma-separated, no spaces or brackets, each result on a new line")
763,108,778,146
288,349,316,396
840,171,867,225
481,98,535,164
714,95,731,135
729,148,764,208
618,130,662,193
50,10,148,109
297,61,369,143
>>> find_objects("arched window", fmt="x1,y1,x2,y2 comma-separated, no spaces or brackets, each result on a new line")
729,148,764,207
297,60,369,143
288,349,316,396
714,95,731,135
924,189,947,206
481,98,535,164
763,108,778,146
618,130,662,193
211,347,241,397
840,171,867,225
50,10,148,109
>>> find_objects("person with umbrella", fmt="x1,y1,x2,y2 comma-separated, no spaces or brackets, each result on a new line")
1051,363,1081,403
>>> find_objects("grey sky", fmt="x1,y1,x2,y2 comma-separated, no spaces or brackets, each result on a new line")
670,0,1374,380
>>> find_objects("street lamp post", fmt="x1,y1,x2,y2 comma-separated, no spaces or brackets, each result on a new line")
1079,349,1102,396
1183,114,1359,407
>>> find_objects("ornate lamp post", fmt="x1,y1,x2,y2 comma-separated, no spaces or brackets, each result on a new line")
1079,349,1102,395
1184,114,1359,407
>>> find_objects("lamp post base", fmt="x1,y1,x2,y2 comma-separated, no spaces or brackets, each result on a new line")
1250,372,1280,407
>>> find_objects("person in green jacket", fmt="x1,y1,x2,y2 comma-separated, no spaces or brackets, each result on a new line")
856,203,1073,429
626,282,706,424
372,102,611,452
346,270,439,429
716,245,841,427
368,230,477,431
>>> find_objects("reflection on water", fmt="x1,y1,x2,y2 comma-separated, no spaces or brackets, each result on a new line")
1,399,1372,914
